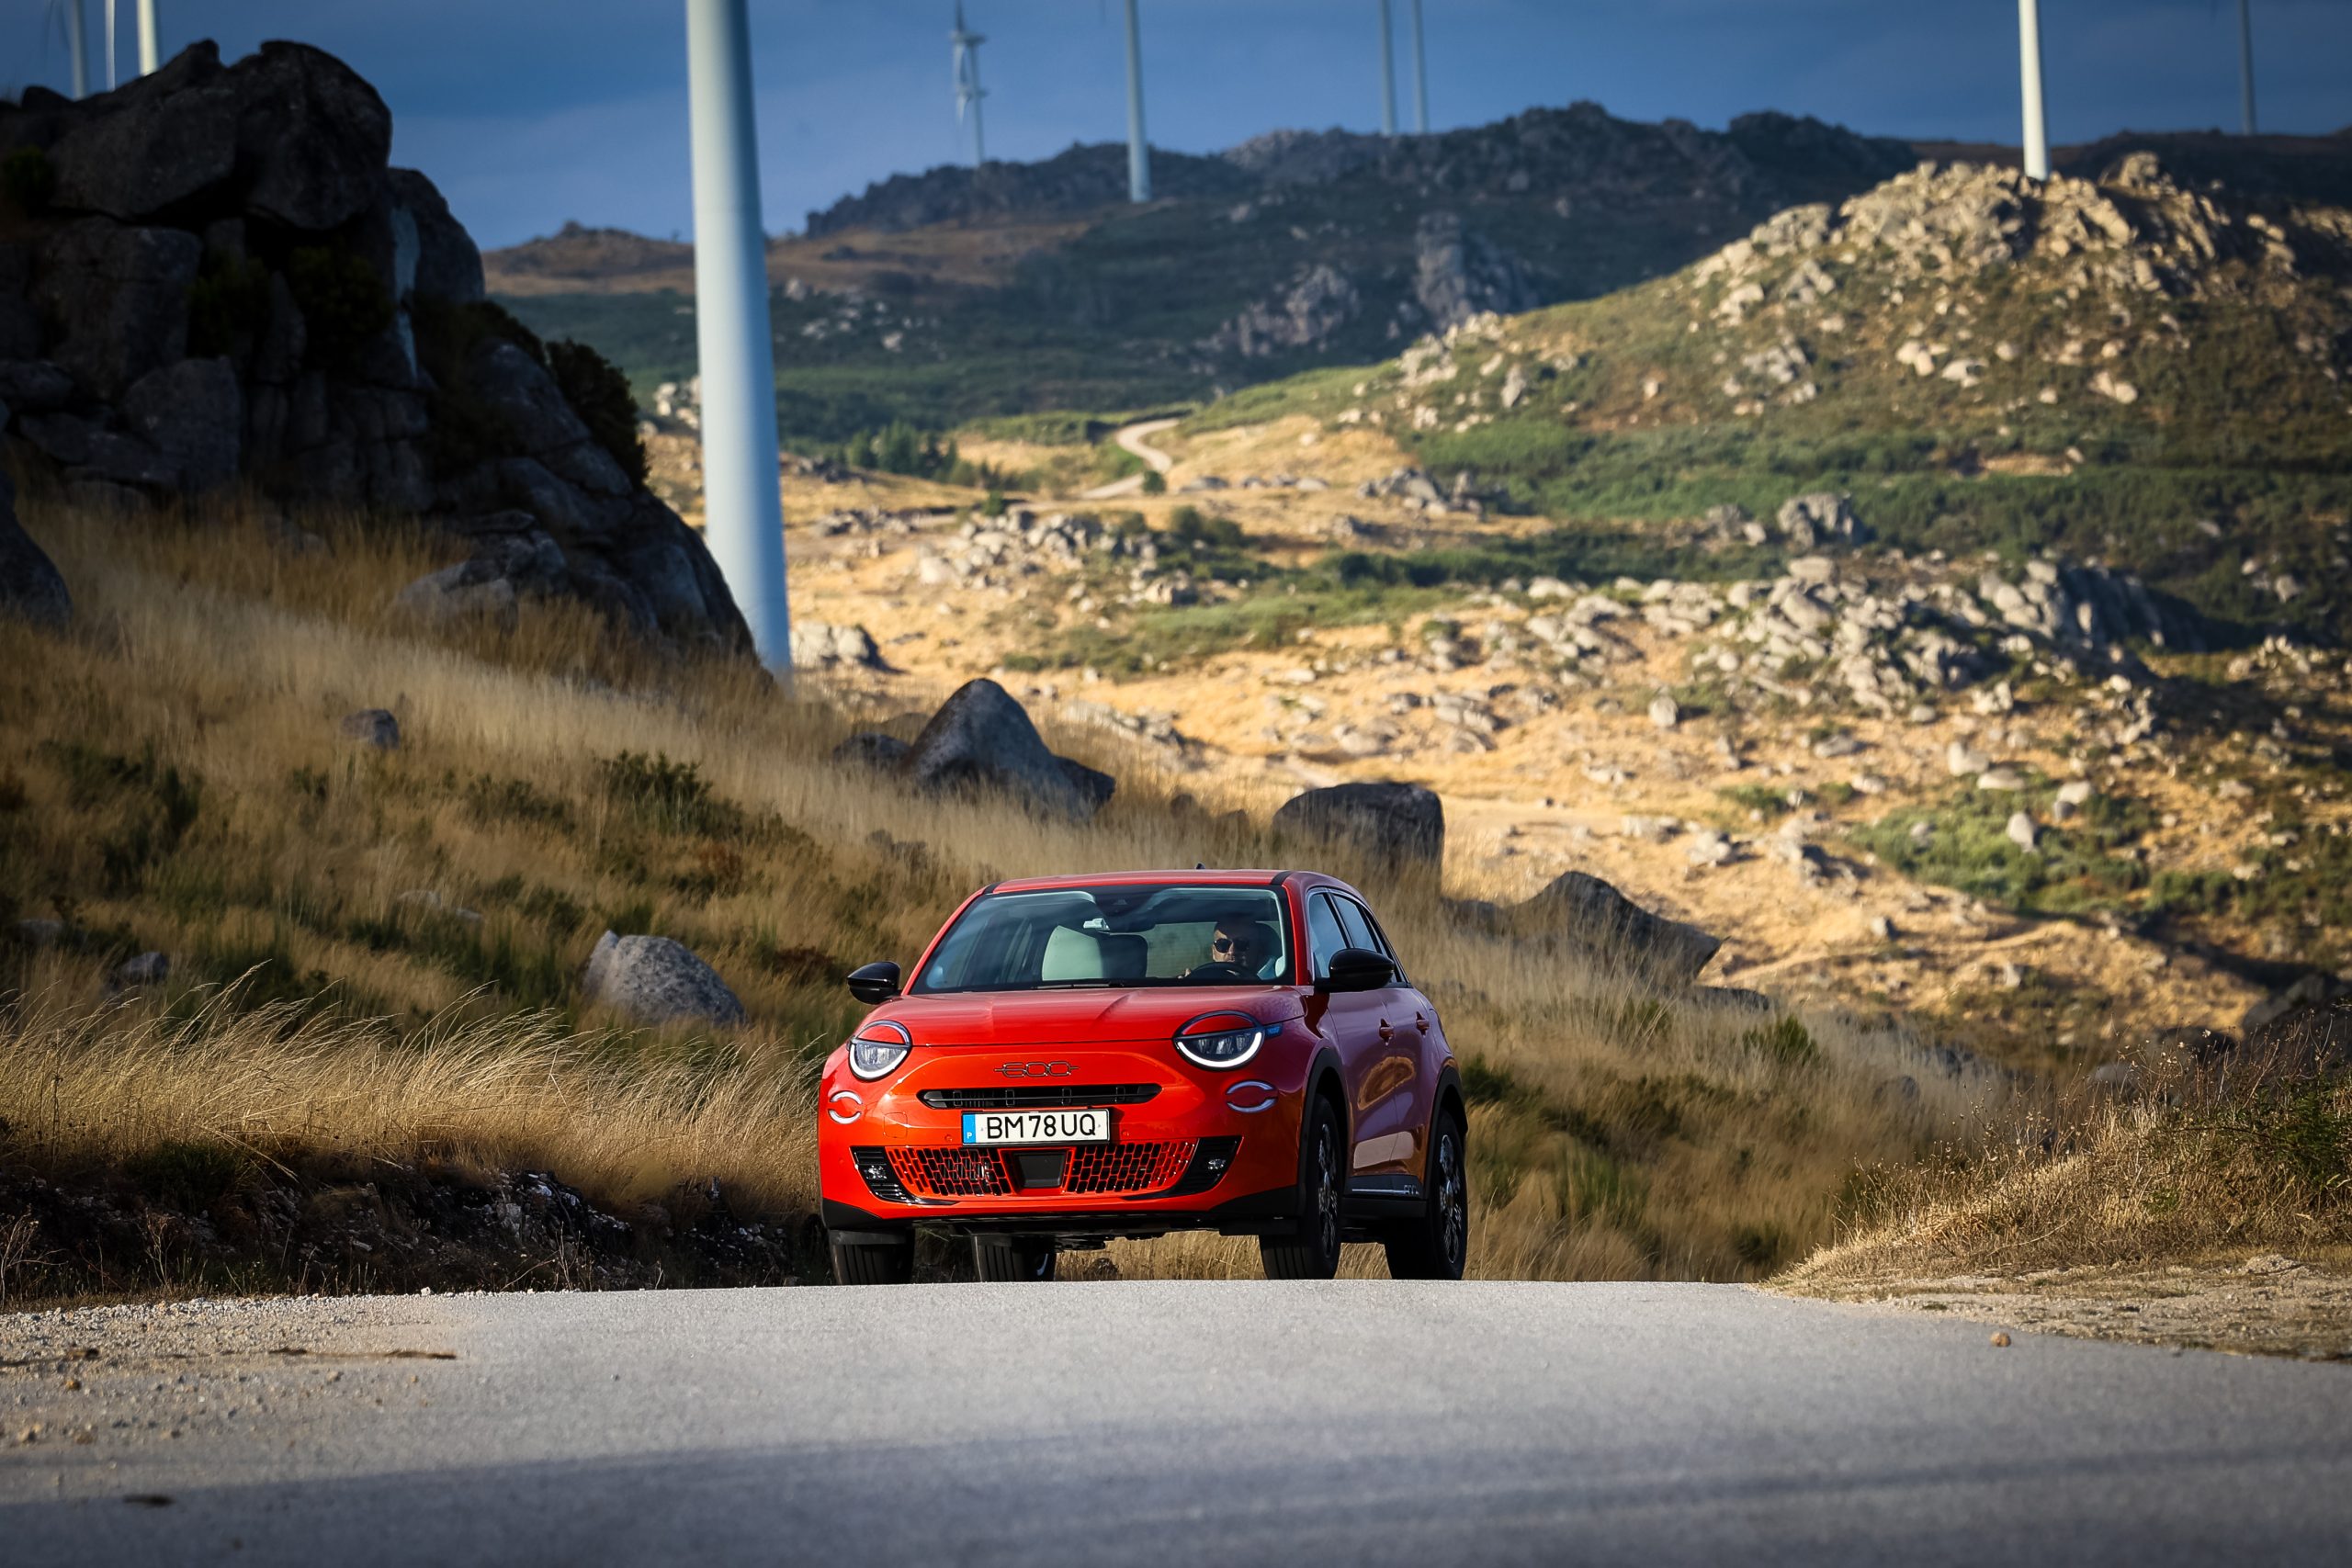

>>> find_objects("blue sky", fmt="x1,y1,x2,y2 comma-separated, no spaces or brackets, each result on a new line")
12,2,2352,249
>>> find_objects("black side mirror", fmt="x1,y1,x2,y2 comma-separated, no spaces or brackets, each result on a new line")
846,960,902,1004
1318,946,1395,994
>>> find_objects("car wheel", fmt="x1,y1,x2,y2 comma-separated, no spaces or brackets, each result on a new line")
1384,1109,1468,1281
829,1230,914,1285
973,1235,1057,1282
1260,1096,1345,1280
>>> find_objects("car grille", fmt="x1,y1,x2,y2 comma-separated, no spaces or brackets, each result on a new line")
917,1084,1160,1111
885,1141,1197,1201
1066,1141,1195,1195
888,1147,1011,1198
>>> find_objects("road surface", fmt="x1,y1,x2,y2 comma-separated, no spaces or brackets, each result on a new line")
5,1281,2350,1565
1079,416,1182,499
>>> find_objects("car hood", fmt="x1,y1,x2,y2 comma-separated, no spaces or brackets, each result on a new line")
873,987,1303,1047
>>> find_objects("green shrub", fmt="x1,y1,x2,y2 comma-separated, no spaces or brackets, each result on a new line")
0,146,54,216
285,246,393,371
186,250,272,358
548,338,649,487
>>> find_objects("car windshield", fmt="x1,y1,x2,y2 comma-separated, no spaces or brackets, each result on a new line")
913,884,1294,994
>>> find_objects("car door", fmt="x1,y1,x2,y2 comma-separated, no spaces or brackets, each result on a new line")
1300,889,1389,1175
1331,893,1428,1183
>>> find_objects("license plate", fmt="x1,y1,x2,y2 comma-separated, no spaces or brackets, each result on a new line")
962,1109,1111,1145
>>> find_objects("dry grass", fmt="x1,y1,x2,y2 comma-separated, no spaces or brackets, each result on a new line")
1781,1069,2352,1292
1,484,2013,1285
0,984,818,1219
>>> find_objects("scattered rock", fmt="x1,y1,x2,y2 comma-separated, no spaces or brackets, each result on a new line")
0,476,73,631
1647,694,1680,729
338,709,400,750
831,732,910,771
113,951,170,988
1272,781,1445,869
1511,871,1722,982
2005,812,2039,852
581,931,745,1027
899,678,1111,821
789,620,882,671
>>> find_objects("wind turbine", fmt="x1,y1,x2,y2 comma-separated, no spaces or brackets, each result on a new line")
137,0,156,73
1122,0,1150,203
1408,0,1428,135
1376,0,1396,137
951,2,988,167
684,0,790,674
2017,0,2049,181
51,0,89,98
2236,0,2258,135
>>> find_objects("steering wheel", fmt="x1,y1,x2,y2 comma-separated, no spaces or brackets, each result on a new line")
1185,961,1249,982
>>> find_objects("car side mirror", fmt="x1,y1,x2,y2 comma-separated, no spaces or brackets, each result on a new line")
1318,946,1394,994
846,960,902,1005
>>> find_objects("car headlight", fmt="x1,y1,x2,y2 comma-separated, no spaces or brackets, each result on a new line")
1175,1011,1272,1070
847,1020,912,1080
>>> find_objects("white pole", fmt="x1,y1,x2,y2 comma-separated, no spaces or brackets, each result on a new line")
685,0,791,673
1409,0,1428,135
1123,0,1150,203
105,0,116,89
2237,0,2257,136
137,0,157,73
2018,0,2049,181
1377,0,1396,137
65,0,89,99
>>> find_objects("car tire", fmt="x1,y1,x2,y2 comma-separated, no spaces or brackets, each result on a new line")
829,1231,914,1285
1260,1096,1345,1280
972,1235,1057,1282
1383,1108,1469,1280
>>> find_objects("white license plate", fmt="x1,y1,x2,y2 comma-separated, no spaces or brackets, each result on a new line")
961,1109,1111,1145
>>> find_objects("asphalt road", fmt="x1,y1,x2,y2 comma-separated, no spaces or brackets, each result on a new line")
6,1281,2351,1566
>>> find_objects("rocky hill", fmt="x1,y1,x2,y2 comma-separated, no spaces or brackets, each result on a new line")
490,105,1922,440
0,43,746,651
1222,152,2352,643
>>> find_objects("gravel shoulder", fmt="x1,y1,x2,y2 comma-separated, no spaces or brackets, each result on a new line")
1777,1252,2352,1360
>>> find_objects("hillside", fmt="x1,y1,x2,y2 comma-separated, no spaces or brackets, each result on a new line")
489,118,2352,446
491,104,1921,440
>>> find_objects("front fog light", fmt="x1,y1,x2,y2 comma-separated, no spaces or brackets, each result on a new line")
1175,1012,1273,1070
848,1020,912,1080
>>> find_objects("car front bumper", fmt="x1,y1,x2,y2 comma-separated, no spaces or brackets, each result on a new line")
817,1039,1308,1237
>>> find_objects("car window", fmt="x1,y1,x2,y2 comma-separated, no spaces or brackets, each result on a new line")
1333,897,1378,953
1334,896,1407,979
915,884,1294,993
1304,892,1349,980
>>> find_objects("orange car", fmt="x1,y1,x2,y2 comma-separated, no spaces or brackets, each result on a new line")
818,870,1467,1283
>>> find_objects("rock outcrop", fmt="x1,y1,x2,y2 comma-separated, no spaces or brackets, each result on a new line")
0,41,746,653
1512,871,1724,982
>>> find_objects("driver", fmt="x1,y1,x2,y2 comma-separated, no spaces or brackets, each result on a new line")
1185,917,1275,981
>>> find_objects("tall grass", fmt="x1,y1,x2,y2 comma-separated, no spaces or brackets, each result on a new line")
1781,1066,2352,1291
1,487,2007,1284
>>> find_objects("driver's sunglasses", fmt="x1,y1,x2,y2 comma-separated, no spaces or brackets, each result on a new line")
1211,935,1253,954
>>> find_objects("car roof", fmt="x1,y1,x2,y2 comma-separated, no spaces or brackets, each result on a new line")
987,868,1350,896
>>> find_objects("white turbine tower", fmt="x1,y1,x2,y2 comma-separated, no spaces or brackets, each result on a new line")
2017,0,2049,182
137,0,157,73
55,0,89,98
951,2,988,167
685,0,790,673
2236,0,2258,136
1122,0,1150,203
1376,0,1397,137
1408,0,1428,135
